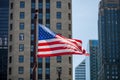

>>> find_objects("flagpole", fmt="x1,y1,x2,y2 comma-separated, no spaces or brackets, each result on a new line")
33,9,38,80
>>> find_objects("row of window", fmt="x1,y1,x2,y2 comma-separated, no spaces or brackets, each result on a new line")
9,44,24,52
10,11,71,20
9,67,71,80
10,12,25,20
10,21,71,31
31,12,71,20
9,56,72,64
9,67,24,75
9,25,71,42
31,1,71,9
10,1,71,9
10,1,25,9
9,33,24,42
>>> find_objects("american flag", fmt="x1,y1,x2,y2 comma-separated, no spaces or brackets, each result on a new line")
37,24,89,57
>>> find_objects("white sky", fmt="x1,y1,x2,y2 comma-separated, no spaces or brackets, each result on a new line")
72,0,100,80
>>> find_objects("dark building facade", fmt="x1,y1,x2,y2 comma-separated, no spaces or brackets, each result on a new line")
0,0,9,80
98,0,120,80
89,40,98,80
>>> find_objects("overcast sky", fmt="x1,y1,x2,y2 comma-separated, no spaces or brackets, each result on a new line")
72,0,100,80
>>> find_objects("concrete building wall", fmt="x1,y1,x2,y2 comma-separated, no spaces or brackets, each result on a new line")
8,0,72,80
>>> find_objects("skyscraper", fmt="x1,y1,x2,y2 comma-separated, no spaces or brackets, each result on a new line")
8,0,72,80
0,0,9,80
98,0,120,80
89,40,98,80
75,60,86,80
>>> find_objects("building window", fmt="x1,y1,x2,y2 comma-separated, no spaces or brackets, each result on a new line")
9,56,12,63
11,2,13,9
46,13,50,19
46,68,50,74
38,58,42,63
19,44,24,52
18,67,24,74
20,1,25,8
45,57,50,63
68,24,71,31
56,12,61,19
19,33,24,41
46,3,50,9
31,3,35,9
68,13,71,20
56,56,62,63
56,1,61,8
20,12,25,19
10,24,13,30
46,24,50,29
0,38,2,46
18,78,24,80
31,13,34,19
30,57,33,63
30,68,32,74
39,3,43,9
38,68,42,74
39,13,43,19
31,24,34,30
69,68,72,75
31,45,34,52
10,34,12,41
9,67,12,75
4,37,8,46
19,55,24,63
20,23,24,30
68,3,71,9
9,45,12,52
31,34,34,41
69,57,72,64
56,23,62,30
10,13,13,20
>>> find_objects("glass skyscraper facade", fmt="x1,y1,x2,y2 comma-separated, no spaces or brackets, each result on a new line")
98,0,120,80
89,40,98,80
0,0,9,80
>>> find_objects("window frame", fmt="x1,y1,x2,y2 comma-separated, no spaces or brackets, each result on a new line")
19,44,24,52
19,33,24,41
18,67,24,74
20,12,25,19
56,1,61,8
19,55,24,63
56,23,62,30
20,23,24,30
56,12,61,19
20,1,25,8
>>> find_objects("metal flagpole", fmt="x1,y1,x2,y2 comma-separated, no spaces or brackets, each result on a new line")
33,9,38,80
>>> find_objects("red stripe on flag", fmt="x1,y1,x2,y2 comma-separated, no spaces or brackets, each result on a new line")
37,52,89,57
38,46,78,52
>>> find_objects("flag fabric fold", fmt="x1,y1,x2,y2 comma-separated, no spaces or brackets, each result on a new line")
37,24,89,57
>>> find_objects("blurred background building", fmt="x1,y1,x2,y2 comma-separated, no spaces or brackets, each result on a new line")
89,40,98,80
98,0,120,80
0,0,9,80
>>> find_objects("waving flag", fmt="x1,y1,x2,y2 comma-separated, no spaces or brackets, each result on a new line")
37,24,89,57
